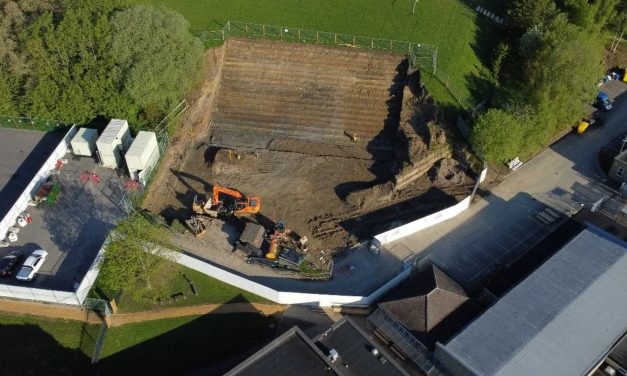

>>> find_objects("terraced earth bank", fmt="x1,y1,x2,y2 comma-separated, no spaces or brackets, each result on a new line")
144,38,474,254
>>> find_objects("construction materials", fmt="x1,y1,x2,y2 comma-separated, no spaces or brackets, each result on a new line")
192,184,261,217
96,119,132,169
185,216,207,236
125,131,160,182
70,128,98,156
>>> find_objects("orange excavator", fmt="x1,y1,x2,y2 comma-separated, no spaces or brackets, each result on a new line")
192,184,261,218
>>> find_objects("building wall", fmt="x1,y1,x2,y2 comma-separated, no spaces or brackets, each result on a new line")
609,157,627,183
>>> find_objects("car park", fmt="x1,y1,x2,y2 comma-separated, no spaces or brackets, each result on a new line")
0,251,23,277
15,249,47,282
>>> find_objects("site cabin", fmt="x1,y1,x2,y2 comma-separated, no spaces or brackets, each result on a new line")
96,119,132,169
125,131,160,183
70,127,98,157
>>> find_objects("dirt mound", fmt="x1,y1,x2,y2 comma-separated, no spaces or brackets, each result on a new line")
428,158,467,185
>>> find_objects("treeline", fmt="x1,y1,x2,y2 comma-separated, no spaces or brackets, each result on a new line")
472,0,625,162
0,0,203,128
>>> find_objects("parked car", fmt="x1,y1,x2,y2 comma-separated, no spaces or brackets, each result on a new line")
575,116,604,134
16,250,47,281
0,251,23,277
597,91,613,111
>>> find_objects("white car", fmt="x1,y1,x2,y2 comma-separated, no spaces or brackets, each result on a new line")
16,250,47,281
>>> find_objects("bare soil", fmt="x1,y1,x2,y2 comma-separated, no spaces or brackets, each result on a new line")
144,39,474,257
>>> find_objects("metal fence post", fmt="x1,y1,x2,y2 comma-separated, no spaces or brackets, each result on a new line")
298,29,301,40
263,24,265,36
334,33,337,44
316,31,319,43
353,35,356,46
371,38,374,49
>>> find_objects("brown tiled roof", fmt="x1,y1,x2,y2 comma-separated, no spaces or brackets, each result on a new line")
379,264,468,334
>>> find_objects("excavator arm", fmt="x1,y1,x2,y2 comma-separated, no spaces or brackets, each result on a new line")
195,183,260,217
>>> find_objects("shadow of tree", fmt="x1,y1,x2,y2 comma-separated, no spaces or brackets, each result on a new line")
96,295,276,376
0,323,92,375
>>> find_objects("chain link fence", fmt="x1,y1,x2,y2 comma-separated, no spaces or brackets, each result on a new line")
194,20,473,111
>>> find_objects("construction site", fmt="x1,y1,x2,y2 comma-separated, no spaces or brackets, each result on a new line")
143,38,477,277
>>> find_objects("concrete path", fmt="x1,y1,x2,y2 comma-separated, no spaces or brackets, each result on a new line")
388,80,627,291
0,298,285,326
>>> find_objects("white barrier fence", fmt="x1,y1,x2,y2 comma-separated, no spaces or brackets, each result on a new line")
0,125,78,240
0,242,105,306
170,167,488,307
375,196,472,244
174,252,411,307
0,282,81,305
0,125,105,306
374,167,487,245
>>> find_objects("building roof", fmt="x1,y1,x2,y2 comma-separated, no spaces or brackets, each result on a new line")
609,333,627,370
96,118,128,146
439,227,627,376
225,326,342,376
314,317,410,376
378,264,469,345
125,131,157,159
226,317,411,376
0,127,66,221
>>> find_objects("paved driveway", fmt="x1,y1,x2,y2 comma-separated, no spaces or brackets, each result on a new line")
386,80,627,291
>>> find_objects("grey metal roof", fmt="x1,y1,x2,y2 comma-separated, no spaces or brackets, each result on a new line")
96,119,128,146
314,317,411,376
439,227,627,376
225,327,342,376
125,131,156,158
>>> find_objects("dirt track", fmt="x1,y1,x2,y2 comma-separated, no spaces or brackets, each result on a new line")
0,298,284,327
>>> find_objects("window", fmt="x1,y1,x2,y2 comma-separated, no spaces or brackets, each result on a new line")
617,167,624,177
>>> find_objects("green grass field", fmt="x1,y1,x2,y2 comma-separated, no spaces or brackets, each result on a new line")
0,314,93,374
0,312,275,375
99,313,275,374
92,263,270,313
148,0,500,111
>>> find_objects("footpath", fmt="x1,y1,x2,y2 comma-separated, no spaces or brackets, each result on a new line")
0,298,285,327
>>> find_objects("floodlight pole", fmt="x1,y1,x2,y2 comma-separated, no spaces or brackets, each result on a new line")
412,0,418,14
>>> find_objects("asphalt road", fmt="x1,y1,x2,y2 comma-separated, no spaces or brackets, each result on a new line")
386,80,627,291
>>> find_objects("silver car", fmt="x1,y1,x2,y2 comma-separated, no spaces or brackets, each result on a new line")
16,249,47,281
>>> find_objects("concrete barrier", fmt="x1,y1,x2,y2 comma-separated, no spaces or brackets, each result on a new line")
374,196,472,244
173,252,411,307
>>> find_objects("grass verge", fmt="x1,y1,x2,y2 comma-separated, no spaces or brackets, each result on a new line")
92,262,271,313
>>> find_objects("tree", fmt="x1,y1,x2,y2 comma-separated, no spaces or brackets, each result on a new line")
507,0,556,29
97,213,178,302
110,5,203,125
522,14,603,129
556,0,621,33
471,108,525,163
0,1,203,129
